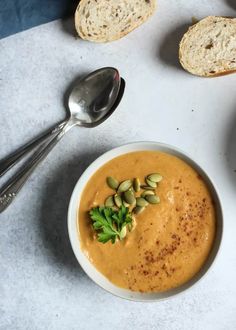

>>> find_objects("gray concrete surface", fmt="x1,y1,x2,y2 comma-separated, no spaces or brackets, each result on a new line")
0,0,236,329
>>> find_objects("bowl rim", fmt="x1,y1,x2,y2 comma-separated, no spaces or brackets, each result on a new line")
67,141,223,301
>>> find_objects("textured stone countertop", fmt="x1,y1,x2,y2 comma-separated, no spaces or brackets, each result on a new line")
1,0,236,329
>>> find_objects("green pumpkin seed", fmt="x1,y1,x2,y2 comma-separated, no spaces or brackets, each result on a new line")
123,200,130,208
124,190,136,205
117,180,132,193
106,176,119,190
133,206,145,215
136,197,149,207
127,222,132,231
114,194,122,207
141,190,155,198
128,218,137,231
105,195,114,207
141,185,156,190
145,195,160,204
129,186,135,193
133,178,141,192
120,226,127,239
147,173,163,183
146,178,157,188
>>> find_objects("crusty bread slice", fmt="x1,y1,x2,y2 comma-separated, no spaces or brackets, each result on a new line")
179,16,236,77
75,0,156,42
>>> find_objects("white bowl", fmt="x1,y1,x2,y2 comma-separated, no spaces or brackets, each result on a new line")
68,142,223,301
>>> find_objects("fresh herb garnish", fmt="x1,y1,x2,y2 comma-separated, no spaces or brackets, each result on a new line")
89,206,133,244
89,173,162,244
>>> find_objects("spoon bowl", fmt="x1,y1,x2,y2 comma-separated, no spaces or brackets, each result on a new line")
68,67,121,127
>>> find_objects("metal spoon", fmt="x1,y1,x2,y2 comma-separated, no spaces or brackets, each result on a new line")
0,67,121,177
0,68,125,212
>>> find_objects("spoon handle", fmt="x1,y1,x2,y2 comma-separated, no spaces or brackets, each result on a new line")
0,121,73,213
0,120,67,178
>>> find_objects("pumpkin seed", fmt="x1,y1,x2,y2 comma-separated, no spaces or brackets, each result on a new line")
141,190,155,198
128,218,137,231
131,218,137,230
129,186,135,193
105,195,114,207
106,176,119,190
136,197,149,207
133,178,141,192
147,173,163,183
146,178,157,188
145,195,160,204
117,180,132,193
133,206,145,215
124,190,136,205
123,200,130,208
120,226,127,239
141,185,155,190
114,194,122,207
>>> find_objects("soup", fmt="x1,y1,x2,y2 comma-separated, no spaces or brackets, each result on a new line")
78,151,216,292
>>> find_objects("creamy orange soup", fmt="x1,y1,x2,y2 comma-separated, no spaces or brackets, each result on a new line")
78,151,216,292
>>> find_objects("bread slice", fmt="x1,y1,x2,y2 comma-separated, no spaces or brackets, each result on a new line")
179,16,236,77
75,0,156,42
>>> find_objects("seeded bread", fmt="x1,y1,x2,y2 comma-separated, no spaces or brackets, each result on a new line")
75,0,156,42
179,16,236,77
